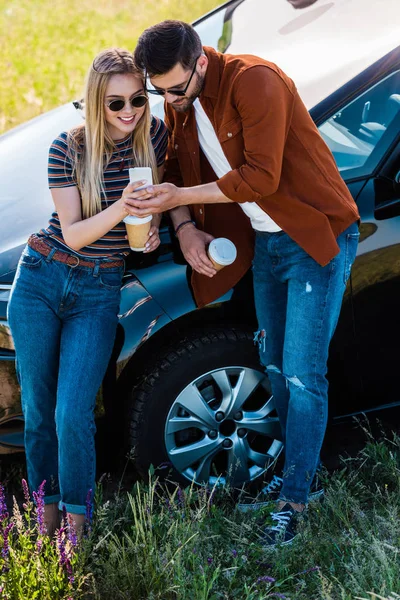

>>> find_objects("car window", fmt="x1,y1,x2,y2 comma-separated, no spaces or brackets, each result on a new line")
318,70,400,174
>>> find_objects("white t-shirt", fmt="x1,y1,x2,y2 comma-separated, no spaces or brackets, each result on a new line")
193,99,281,232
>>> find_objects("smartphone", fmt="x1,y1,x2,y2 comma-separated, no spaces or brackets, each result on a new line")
129,167,153,191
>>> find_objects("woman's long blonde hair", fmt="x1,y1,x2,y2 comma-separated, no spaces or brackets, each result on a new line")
68,48,158,219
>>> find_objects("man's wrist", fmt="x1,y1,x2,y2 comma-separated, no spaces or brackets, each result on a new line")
175,220,196,237
181,187,194,205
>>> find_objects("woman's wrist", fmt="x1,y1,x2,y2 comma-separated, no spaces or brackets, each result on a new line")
151,213,162,228
116,197,129,220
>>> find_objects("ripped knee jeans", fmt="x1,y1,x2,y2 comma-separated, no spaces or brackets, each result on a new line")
252,223,359,503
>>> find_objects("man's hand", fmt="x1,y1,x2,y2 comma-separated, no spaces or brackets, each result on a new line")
123,183,183,216
178,225,217,278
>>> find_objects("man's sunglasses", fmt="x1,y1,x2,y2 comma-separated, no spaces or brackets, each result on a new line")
146,57,199,97
106,95,148,112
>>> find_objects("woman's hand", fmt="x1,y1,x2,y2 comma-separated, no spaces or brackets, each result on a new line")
144,214,162,253
122,183,184,216
120,180,153,217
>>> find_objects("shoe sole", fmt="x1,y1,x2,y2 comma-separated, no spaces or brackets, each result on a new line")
262,535,296,549
237,488,324,513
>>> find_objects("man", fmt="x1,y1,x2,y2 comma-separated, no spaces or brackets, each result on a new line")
126,20,360,546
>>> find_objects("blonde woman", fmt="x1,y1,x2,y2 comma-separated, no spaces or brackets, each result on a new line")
7,48,168,536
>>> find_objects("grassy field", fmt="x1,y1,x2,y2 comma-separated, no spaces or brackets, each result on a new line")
0,0,220,134
1,431,400,599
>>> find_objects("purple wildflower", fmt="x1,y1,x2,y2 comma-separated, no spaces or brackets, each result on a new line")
36,538,43,554
57,527,67,566
256,575,276,584
56,526,75,583
231,549,238,558
67,514,78,547
21,479,30,506
163,497,174,517
32,480,46,535
207,556,213,566
0,484,8,522
158,462,172,470
2,522,13,560
67,568,75,586
299,565,321,575
177,487,184,507
86,489,93,521
84,489,93,536
61,504,68,527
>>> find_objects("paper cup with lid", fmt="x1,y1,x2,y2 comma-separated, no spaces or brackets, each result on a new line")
207,238,237,271
124,214,152,252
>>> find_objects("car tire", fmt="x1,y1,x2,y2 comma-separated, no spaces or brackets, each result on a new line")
125,326,283,488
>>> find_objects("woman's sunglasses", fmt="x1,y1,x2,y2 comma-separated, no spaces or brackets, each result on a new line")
106,95,148,112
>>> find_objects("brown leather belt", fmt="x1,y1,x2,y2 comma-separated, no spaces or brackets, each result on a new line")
27,235,124,269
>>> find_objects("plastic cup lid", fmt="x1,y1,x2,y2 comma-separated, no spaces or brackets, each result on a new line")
208,238,237,266
123,215,152,225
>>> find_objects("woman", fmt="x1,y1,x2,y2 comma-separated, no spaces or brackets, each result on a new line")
7,48,168,535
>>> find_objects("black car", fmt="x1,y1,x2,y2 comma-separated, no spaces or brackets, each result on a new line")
0,0,399,489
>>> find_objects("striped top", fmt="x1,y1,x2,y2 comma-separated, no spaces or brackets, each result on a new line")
40,115,168,258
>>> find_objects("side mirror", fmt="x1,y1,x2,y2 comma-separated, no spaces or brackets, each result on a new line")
374,174,400,220
394,170,400,196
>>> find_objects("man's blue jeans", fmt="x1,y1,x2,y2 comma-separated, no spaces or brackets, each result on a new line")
253,222,359,504
7,244,124,514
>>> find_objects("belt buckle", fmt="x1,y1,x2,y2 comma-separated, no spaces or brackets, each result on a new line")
68,255,80,268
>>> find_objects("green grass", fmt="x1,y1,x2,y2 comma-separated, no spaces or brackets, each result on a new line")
81,435,400,599
0,0,221,134
2,432,400,599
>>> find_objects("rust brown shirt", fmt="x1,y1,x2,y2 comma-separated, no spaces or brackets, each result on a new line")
164,47,360,307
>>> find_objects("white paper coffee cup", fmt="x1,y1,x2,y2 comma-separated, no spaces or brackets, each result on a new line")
207,238,237,271
123,215,152,252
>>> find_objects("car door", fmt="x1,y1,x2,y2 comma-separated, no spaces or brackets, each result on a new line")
315,65,400,418
349,140,400,414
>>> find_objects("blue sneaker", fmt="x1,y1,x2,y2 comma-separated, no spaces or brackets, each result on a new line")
237,472,324,512
262,502,304,546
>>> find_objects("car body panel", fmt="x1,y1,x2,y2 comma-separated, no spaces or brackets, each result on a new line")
197,0,400,109
0,104,85,262
118,274,172,362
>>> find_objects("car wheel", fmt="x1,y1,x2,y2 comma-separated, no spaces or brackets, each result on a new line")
126,327,283,488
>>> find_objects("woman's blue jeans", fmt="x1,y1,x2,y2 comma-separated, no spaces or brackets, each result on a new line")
253,222,359,504
7,244,124,514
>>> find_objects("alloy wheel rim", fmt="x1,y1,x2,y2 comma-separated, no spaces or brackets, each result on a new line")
164,366,283,486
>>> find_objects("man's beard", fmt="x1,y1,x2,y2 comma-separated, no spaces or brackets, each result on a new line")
171,72,205,113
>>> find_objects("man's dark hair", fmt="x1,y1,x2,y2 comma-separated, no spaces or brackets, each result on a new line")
134,20,202,77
